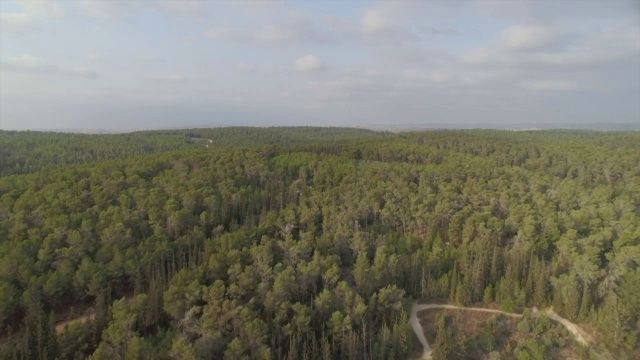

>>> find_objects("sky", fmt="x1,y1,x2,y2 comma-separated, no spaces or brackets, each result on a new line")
0,0,639,131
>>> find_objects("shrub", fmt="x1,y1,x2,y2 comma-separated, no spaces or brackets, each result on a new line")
518,319,531,333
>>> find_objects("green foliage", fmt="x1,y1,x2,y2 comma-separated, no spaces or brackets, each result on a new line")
0,127,387,177
170,335,197,360
479,318,497,352
518,318,531,333
0,128,638,359
483,284,494,303
431,315,453,360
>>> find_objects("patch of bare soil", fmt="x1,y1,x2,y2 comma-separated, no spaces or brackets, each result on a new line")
421,309,519,359
54,313,95,334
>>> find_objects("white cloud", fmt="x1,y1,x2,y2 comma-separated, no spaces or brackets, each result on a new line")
304,76,372,100
0,1,65,34
361,10,390,34
156,0,203,16
236,62,256,73
61,66,98,78
19,0,65,18
77,0,130,22
301,74,402,106
3,54,54,72
458,70,514,86
359,8,416,43
421,25,464,37
135,55,162,64
167,74,185,82
153,74,185,82
87,53,104,63
520,80,580,91
402,69,454,83
294,55,327,73
204,26,243,41
463,24,640,67
471,0,640,25
2,0,638,129
401,67,515,88
0,13,37,33
256,25,294,44
77,0,203,22
461,48,494,65
500,25,554,50
1,54,97,78
205,19,334,46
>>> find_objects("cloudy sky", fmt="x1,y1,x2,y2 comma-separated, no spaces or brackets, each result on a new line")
1,0,639,130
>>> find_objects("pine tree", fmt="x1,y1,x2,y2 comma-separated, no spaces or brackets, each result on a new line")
578,286,592,321
533,266,548,307
431,315,452,360
483,284,494,303
94,289,110,347
449,262,458,302
524,255,536,301
476,255,487,302
490,245,500,283
353,253,371,298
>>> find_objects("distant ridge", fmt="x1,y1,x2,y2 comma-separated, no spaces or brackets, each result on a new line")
362,122,640,132
4,122,638,134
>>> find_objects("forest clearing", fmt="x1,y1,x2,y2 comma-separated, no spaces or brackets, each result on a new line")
409,303,594,359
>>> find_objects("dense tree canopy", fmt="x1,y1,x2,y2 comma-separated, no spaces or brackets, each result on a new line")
0,127,387,177
0,128,638,359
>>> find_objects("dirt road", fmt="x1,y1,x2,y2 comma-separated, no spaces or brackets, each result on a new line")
409,303,589,360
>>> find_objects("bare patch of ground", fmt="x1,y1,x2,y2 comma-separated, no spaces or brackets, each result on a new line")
54,313,95,334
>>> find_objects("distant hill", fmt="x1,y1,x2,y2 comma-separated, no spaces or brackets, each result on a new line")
363,122,640,132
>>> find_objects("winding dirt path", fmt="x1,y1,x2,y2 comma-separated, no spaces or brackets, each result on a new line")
409,304,589,360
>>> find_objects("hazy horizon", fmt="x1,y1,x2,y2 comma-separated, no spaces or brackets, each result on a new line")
1,0,639,130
